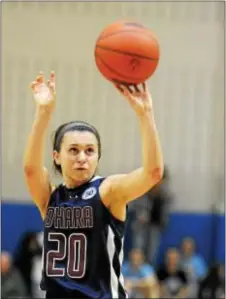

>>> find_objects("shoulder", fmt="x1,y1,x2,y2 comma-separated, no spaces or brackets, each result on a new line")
50,184,57,194
99,175,128,222
99,174,126,206
49,183,63,197
77,176,105,200
45,183,66,209
90,175,105,185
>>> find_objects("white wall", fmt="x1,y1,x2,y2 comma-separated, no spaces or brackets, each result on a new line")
2,2,224,211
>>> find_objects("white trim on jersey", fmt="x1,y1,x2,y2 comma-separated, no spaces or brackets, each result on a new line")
62,176,102,187
90,175,102,182
119,237,129,298
107,226,120,298
119,238,126,294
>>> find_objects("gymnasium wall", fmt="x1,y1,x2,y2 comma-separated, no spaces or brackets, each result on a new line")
2,2,224,264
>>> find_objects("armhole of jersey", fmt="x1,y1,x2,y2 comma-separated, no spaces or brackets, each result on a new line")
51,184,56,193
98,177,128,226
105,203,126,238
42,184,57,220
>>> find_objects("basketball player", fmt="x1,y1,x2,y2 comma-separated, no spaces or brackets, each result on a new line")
23,71,163,298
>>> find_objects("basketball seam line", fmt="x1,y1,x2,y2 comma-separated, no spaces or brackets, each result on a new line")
96,45,158,61
95,53,146,82
97,29,158,45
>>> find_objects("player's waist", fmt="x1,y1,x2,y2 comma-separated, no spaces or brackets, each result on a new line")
42,276,112,298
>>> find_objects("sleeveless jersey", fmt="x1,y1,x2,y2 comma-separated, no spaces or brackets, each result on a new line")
41,176,127,298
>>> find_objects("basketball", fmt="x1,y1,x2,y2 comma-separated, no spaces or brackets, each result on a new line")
94,21,160,84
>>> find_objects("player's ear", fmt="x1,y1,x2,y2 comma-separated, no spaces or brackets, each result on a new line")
53,150,61,165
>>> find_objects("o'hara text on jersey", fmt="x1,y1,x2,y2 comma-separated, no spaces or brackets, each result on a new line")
44,206,94,229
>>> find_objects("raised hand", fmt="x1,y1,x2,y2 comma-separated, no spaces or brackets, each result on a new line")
30,71,56,111
114,82,153,117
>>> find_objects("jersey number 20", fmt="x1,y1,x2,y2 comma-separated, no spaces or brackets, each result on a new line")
46,232,87,279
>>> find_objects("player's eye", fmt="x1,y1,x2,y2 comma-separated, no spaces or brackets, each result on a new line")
86,148,94,154
69,148,78,154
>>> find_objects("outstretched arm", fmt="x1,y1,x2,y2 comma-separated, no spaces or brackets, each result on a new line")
101,83,163,218
23,72,56,218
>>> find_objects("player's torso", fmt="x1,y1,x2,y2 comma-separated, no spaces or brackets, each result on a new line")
42,176,127,298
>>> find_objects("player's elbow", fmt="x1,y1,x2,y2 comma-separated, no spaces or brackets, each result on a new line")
23,164,36,177
146,165,164,185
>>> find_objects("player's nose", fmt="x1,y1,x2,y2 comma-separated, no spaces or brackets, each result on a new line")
77,151,86,162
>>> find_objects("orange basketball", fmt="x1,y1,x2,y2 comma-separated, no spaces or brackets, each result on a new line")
94,21,160,84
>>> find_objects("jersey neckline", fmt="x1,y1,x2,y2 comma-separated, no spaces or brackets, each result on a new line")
62,175,102,192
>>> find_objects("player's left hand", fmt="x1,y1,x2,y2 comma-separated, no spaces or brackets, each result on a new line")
114,82,153,117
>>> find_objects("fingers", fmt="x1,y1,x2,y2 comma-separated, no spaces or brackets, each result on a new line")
30,71,44,91
30,71,55,93
126,83,149,98
114,82,145,96
113,83,135,108
114,83,124,93
142,82,147,92
114,83,131,97
133,85,140,93
30,81,37,91
49,71,55,83
47,71,56,93
36,71,44,84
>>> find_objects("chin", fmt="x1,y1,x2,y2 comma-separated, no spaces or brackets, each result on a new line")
73,172,92,182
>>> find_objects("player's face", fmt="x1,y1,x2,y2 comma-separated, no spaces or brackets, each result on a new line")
54,130,99,186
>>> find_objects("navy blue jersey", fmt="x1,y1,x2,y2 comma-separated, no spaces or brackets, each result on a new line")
41,176,128,298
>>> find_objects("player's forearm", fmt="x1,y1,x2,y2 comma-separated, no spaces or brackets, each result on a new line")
138,110,163,180
23,106,52,171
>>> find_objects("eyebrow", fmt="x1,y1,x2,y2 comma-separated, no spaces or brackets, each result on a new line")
68,144,96,147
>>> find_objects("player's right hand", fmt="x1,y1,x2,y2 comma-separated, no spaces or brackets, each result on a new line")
114,82,153,117
30,71,56,111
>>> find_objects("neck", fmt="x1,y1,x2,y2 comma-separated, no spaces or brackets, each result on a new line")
63,175,94,189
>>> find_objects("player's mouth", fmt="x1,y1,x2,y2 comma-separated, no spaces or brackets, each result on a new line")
76,167,87,171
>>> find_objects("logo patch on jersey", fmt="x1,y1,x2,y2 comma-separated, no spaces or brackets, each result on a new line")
82,187,97,200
